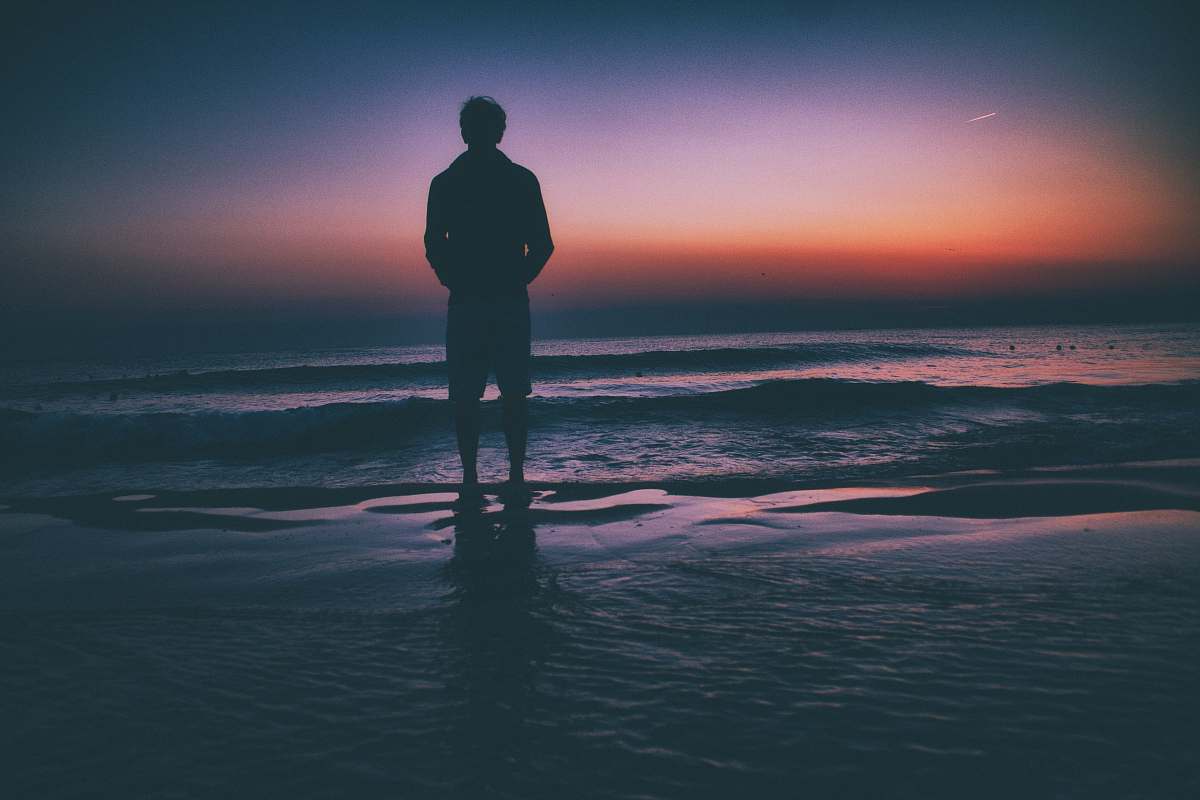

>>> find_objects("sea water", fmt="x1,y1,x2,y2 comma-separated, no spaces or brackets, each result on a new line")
2,322,1198,494
4,322,1200,797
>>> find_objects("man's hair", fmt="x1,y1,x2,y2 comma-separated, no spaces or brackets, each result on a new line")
459,96,506,145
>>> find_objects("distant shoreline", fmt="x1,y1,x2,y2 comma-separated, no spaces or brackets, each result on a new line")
5,316,1199,365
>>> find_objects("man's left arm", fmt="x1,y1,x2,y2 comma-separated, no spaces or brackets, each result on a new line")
523,174,554,284
424,177,452,287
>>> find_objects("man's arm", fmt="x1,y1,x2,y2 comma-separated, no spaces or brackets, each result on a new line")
424,177,451,287
523,174,554,284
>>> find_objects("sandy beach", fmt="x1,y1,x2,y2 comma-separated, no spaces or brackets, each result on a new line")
4,461,1199,797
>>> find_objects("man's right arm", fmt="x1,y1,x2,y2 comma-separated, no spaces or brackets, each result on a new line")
424,177,451,287
522,173,554,285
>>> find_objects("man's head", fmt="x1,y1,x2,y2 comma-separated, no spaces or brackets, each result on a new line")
460,96,506,147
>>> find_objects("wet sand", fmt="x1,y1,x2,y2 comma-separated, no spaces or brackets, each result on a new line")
3,464,1200,797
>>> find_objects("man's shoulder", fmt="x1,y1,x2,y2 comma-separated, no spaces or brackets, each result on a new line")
507,161,541,188
432,153,470,185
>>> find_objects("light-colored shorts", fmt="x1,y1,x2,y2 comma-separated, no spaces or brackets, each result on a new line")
446,297,532,400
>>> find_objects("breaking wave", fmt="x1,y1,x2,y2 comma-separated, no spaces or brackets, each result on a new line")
3,379,1197,470
21,343,981,396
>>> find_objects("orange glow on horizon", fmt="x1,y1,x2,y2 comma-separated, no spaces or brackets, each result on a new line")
21,88,1198,315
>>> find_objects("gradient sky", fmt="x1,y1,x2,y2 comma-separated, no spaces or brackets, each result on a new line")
2,1,1197,354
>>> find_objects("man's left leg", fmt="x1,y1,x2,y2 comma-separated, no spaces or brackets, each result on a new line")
447,301,489,498
454,398,482,490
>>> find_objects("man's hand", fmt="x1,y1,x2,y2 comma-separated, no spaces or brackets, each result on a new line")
524,242,554,285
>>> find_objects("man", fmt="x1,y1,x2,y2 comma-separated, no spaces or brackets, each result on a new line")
424,96,554,499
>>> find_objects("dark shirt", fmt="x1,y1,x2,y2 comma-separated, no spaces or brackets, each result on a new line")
424,148,554,305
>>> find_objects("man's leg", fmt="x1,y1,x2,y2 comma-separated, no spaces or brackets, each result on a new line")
454,398,482,490
447,300,488,495
493,297,532,488
501,394,527,484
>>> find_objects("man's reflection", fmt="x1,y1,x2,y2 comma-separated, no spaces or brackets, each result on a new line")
442,499,557,795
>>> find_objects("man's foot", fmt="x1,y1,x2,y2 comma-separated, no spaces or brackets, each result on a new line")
454,480,485,511
458,481,482,496
499,478,533,508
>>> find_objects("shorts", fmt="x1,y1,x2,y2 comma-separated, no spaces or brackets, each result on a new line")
446,296,532,400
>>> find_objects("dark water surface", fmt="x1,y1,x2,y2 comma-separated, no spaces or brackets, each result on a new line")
3,323,1199,494
4,488,1199,798
4,323,1199,796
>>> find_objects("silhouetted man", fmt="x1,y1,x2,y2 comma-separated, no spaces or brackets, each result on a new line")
425,96,554,498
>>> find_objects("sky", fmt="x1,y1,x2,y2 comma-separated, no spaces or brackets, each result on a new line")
2,1,1197,356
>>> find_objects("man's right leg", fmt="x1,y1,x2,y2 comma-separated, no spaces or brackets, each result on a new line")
501,394,528,485
493,297,533,492
454,398,481,490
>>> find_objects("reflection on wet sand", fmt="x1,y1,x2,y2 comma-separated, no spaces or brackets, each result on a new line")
442,501,559,796
4,471,1200,797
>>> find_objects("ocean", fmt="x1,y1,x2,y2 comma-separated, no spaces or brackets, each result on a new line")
2,322,1199,493
4,322,1200,798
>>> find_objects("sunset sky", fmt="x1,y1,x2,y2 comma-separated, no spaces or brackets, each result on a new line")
2,1,1197,354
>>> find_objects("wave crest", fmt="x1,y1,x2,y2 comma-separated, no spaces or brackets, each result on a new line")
3,379,1196,471
24,343,980,396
